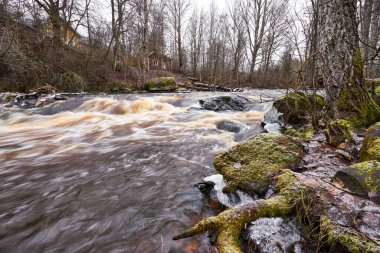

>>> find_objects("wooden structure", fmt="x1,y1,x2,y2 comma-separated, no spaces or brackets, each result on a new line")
146,52,172,71
41,20,81,48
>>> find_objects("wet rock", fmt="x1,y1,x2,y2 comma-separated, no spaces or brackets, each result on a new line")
263,105,283,125
356,209,380,241
216,120,242,133
213,133,304,195
261,105,284,134
194,181,215,196
0,92,17,104
360,122,380,161
334,160,380,204
203,174,255,208
246,218,309,253
14,93,39,109
199,95,254,112
35,97,56,108
53,94,68,101
146,77,177,92
234,124,265,142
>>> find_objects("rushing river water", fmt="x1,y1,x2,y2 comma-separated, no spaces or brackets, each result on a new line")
0,91,283,253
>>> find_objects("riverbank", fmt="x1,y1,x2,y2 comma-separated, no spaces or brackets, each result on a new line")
174,92,380,253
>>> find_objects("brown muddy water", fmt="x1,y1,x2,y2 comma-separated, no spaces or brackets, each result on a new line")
0,91,283,253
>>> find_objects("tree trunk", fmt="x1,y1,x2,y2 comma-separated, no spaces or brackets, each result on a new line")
361,0,373,70
369,1,380,77
51,6,62,44
319,0,380,126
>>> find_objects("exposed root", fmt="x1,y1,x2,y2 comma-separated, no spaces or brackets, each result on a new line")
173,195,292,253
173,171,379,253
173,171,299,253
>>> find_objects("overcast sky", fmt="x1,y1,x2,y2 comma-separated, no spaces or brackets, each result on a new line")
193,0,226,9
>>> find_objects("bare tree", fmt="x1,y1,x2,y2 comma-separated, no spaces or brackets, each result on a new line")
34,0,68,43
167,0,190,73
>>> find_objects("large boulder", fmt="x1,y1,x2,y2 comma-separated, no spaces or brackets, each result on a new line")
200,95,254,111
334,161,380,204
273,92,324,124
361,122,380,161
213,133,304,195
146,77,177,92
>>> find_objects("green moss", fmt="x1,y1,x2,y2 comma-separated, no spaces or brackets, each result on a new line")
146,77,177,92
213,133,303,195
361,122,380,161
284,127,314,140
325,119,354,147
352,48,364,82
273,92,325,125
375,86,380,96
336,87,380,129
349,161,380,192
320,215,378,253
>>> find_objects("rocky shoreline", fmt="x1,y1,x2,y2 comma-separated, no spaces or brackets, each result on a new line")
174,92,380,253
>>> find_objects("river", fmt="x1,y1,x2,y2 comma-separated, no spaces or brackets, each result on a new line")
0,91,283,253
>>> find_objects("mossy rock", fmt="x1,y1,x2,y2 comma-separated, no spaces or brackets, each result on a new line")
321,215,379,253
361,122,380,161
146,77,177,92
284,127,314,140
213,133,304,195
325,119,354,147
334,161,380,204
273,92,324,124
375,86,380,96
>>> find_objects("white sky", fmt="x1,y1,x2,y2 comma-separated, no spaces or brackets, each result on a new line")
193,0,226,9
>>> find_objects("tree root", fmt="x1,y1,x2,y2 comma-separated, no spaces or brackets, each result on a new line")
173,195,292,253
173,171,298,253
173,171,379,253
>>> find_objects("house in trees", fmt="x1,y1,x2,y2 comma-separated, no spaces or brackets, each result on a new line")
41,20,81,48
146,52,172,71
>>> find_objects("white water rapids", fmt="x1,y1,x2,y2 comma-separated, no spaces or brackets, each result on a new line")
0,91,283,253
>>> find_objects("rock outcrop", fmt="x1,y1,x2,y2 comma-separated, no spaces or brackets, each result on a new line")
213,133,304,195
200,95,254,112
146,77,177,92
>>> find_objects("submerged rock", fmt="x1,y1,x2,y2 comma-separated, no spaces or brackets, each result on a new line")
262,105,284,134
146,77,177,92
247,218,308,253
360,122,380,161
213,133,304,195
199,95,254,111
14,93,39,109
203,174,255,208
334,160,380,204
217,120,242,133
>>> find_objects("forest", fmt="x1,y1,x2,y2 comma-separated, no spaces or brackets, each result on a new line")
0,0,378,92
